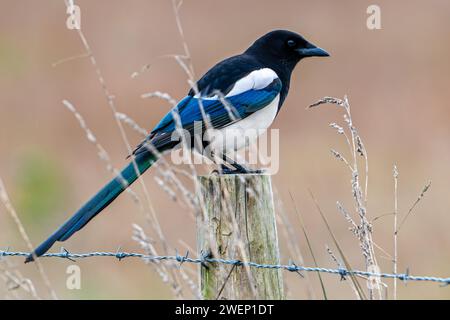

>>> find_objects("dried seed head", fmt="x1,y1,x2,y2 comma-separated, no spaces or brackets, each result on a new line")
308,96,345,109
331,149,344,161
330,122,344,134
393,165,399,178
356,136,365,156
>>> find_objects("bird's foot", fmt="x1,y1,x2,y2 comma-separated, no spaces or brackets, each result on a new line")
211,164,265,175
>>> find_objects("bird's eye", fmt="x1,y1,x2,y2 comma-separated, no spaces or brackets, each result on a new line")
287,39,296,47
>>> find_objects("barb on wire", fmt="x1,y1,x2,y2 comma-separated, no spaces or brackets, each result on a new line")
1,249,450,286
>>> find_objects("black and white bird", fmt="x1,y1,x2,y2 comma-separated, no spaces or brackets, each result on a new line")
26,29,329,262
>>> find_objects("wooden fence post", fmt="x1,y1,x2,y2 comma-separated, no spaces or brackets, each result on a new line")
197,174,284,300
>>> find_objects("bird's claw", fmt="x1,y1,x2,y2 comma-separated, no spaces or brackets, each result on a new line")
210,165,265,175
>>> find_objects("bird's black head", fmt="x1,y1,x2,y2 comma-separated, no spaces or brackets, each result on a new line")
245,30,329,70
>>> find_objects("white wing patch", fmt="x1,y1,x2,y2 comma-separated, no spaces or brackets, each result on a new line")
226,68,278,97
194,68,279,100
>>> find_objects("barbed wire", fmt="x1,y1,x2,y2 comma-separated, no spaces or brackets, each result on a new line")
1,249,449,286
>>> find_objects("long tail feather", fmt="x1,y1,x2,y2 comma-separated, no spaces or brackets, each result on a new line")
25,152,156,263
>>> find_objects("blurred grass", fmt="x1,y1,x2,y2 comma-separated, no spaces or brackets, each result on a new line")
13,151,68,231
0,37,26,77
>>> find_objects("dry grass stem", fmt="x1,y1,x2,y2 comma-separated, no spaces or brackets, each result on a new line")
0,178,56,299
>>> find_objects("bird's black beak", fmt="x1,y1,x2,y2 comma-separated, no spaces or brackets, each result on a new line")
296,44,329,57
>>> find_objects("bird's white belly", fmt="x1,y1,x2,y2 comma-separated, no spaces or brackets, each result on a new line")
206,94,280,154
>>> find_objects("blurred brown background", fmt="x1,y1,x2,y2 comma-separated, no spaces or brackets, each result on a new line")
0,0,449,299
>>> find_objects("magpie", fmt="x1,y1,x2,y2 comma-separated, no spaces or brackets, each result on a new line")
25,30,329,262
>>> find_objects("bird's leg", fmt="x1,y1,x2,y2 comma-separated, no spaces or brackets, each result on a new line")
220,154,264,174
208,152,263,175
207,151,232,175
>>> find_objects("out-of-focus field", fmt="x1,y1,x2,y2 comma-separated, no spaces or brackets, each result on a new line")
1,0,449,299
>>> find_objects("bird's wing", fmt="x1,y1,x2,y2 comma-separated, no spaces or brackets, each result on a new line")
133,68,281,156
189,54,262,97
153,69,281,133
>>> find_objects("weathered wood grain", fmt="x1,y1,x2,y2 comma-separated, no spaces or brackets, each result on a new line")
197,174,284,300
